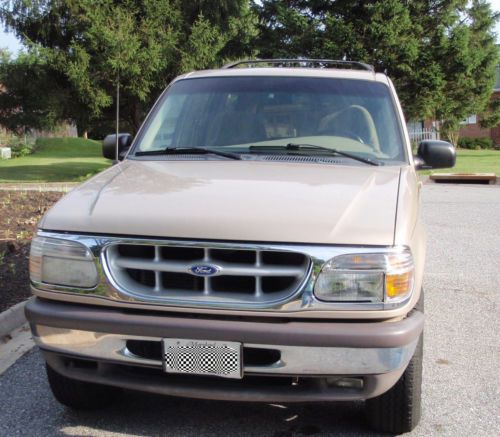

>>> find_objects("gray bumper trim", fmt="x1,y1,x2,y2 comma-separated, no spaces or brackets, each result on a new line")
43,351,406,402
26,298,424,349
33,325,419,376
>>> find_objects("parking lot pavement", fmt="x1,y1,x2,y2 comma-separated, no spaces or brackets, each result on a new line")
0,184,499,437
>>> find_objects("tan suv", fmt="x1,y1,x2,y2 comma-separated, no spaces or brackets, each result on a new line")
26,59,455,434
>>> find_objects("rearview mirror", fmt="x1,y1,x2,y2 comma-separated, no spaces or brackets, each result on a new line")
102,133,133,161
414,140,456,170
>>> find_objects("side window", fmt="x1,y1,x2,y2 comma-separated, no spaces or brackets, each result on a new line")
143,94,187,150
370,100,403,159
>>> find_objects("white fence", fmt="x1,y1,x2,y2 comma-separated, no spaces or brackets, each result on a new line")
408,128,439,144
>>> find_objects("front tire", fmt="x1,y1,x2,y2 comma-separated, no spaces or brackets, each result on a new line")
365,334,423,433
46,364,121,409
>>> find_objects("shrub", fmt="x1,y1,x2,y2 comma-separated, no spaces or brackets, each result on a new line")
0,132,37,157
10,138,37,157
457,137,493,150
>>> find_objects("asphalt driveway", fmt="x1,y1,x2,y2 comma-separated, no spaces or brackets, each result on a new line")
0,183,499,436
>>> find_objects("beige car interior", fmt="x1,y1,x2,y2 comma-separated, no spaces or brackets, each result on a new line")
318,105,381,152
205,97,381,152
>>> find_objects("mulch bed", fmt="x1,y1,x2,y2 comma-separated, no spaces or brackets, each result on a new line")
0,191,63,312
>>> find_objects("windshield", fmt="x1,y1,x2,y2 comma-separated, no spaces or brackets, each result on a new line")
134,76,407,164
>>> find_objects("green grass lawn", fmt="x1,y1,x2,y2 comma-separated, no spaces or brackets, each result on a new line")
420,149,500,175
0,137,111,183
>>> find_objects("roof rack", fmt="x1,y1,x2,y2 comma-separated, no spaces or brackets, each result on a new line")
222,59,374,72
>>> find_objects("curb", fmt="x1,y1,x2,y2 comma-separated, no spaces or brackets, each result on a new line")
0,183,78,192
0,299,29,339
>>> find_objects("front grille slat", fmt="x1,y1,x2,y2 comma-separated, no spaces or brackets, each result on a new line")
114,258,194,273
114,258,305,277
105,243,310,307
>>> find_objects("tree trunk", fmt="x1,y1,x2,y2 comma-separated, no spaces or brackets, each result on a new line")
76,123,89,139
447,131,459,147
132,101,142,135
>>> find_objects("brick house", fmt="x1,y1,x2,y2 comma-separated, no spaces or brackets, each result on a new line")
458,65,500,145
408,66,500,146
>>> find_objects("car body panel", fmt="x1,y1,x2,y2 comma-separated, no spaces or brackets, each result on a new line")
40,159,403,246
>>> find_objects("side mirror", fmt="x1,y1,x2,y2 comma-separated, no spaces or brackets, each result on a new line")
415,140,456,170
102,133,133,161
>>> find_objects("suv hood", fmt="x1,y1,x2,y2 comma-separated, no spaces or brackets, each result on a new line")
40,160,401,245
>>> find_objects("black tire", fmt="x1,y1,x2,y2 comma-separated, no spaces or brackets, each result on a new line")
365,334,423,434
46,364,121,410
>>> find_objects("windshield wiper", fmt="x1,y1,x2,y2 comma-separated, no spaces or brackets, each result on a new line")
286,143,380,166
249,143,380,166
135,146,241,160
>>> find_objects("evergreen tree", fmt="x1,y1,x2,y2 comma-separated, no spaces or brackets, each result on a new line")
1,1,498,142
0,49,70,133
0,0,257,135
254,0,499,142
434,0,499,143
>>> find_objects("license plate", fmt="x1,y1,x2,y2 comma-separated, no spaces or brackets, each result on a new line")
163,338,242,379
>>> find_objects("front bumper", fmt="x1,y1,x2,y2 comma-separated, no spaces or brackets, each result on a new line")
27,298,424,402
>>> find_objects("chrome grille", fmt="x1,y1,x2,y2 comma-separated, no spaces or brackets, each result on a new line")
104,243,310,306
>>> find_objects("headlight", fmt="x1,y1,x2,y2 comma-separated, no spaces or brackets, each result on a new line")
30,236,99,288
314,249,414,304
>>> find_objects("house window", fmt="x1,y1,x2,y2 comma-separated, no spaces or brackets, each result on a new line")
460,114,477,125
407,121,423,133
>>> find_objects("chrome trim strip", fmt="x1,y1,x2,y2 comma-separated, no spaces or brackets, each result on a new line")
32,231,413,312
33,325,418,375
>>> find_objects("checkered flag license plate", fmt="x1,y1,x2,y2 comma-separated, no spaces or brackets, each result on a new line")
163,338,242,379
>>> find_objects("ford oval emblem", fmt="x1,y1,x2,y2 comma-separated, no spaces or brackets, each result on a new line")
189,264,220,276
